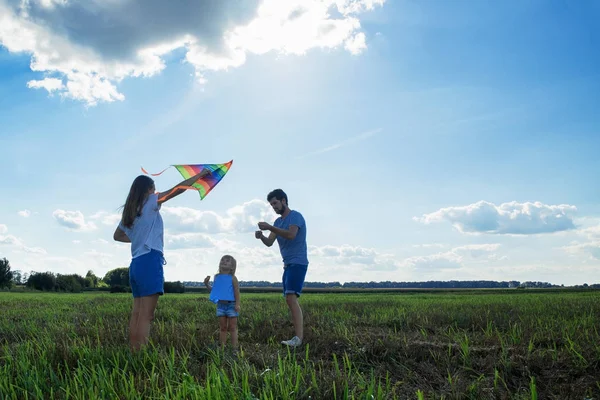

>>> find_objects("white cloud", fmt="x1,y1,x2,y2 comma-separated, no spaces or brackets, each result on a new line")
453,243,501,258
412,243,448,249
35,256,88,275
0,225,47,254
26,78,64,93
0,234,20,246
337,0,385,14
155,243,284,282
24,245,48,255
166,232,217,250
162,199,274,234
0,0,385,106
575,223,600,240
220,245,282,267
17,210,31,218
36,0,68,10
401,251,463,271
90,211,121,226
415,200,577,235
310,244,377,264
344,31,366,54
17,248,131,279
560,224,600,260
399,243,501,271
303,242,500,273
83,249,115,268
309,244,398,270
562,241,600,260
544,216,600,262
52,210,97,232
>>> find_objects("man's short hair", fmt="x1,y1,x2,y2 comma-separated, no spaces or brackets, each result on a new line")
267,189,288,204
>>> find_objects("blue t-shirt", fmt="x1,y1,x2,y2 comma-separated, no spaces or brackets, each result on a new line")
274,210,308,266
118,193,164,259
209,274,235,303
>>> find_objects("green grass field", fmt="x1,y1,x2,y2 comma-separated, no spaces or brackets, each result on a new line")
1,290,599,399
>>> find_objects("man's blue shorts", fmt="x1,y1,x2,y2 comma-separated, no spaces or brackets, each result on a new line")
282,264,308,297
129,249,165,298
216,302,239,318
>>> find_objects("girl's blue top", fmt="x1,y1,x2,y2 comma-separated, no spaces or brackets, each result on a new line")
209,274,235,303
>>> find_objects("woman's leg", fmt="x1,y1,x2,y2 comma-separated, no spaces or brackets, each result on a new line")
131,294,160,351
129,297,142,349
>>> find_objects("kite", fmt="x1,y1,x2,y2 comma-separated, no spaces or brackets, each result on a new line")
141,160,233,200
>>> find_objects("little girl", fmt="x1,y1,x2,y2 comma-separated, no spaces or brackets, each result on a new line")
203,255,241,348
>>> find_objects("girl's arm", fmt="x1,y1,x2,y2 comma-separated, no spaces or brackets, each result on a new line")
113,226,131,243
203,275,212,292
233,276,241,312
157,169,212,205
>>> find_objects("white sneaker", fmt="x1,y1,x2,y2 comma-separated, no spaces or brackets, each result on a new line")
281,336,302,347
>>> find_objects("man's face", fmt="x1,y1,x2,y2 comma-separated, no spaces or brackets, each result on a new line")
269,197,287,215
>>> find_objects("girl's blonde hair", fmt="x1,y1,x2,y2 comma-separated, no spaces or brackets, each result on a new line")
217,254,237,275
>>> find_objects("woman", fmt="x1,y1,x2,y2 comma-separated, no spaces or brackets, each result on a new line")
113,170,210,350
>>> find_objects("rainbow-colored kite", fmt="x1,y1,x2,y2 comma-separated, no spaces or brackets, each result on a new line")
141,160,233,200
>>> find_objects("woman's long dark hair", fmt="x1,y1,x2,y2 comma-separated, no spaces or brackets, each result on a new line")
120,175,155,228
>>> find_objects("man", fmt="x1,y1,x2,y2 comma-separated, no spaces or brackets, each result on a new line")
255,189,308,348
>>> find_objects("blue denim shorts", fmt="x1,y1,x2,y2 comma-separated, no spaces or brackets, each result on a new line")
216,302,239,318
282,264,308,297
129,249,165,298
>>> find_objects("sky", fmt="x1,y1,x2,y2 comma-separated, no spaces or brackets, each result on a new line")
1,0,599,286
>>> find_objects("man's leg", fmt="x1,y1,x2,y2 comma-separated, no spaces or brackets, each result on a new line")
285,294,303,340
281,265,307,347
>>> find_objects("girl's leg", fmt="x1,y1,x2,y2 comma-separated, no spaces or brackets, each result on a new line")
132,294,160,351
228,317,238,348
219,316,228,346
129,297,142,349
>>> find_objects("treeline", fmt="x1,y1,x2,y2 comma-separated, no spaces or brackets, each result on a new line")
0,257,185,293
186,280,586,289
2,257,599,293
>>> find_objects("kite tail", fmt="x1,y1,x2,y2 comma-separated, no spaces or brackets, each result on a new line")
141,166,172,176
